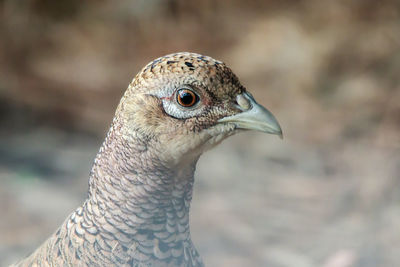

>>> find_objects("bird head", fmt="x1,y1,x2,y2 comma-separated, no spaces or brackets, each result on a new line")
115,52,282,167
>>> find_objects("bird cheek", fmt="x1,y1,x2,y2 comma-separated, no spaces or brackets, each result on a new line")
157,134,205,166
202,96,212,106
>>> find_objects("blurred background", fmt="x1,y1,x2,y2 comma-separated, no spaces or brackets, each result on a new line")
1,0,400,266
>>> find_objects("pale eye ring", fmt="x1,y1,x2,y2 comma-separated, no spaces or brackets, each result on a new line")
176,88,199,107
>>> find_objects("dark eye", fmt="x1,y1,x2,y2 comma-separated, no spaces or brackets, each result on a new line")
176,89,199,107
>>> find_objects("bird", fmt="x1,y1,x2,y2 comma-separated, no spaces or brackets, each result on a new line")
12,52,282,267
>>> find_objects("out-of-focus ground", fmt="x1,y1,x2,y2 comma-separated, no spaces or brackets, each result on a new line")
1,1,400,266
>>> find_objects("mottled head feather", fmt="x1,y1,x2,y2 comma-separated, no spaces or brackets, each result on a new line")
129,52,245,99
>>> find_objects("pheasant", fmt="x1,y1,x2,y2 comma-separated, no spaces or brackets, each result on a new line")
13,52,282,267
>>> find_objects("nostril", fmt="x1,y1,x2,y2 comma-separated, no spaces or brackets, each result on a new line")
236,94,251,110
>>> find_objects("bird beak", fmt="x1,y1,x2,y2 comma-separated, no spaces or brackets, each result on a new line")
218,92,283,138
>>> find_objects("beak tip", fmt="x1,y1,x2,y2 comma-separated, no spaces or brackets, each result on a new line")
271,126,283,139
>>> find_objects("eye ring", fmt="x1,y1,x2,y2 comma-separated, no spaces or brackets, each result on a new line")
176,88,199,108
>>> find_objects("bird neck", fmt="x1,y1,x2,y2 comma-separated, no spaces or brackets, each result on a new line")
86,123,198,245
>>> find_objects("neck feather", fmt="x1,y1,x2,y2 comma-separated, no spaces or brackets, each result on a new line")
86,122,198,251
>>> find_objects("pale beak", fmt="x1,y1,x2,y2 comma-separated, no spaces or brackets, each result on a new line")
218,92,283,138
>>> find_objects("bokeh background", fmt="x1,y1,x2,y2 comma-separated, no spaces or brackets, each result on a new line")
1,1,400,266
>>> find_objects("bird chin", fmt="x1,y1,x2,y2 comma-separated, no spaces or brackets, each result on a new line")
157,123,239,169
200,123,239,153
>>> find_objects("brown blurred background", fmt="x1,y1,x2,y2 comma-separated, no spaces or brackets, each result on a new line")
1,1,400,266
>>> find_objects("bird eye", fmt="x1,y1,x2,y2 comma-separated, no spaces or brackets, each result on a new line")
176,89,199,107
